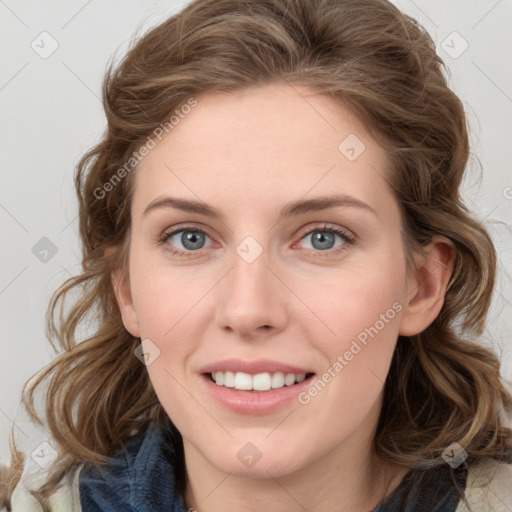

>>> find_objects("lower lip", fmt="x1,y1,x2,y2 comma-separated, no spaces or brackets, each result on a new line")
200,373,315,415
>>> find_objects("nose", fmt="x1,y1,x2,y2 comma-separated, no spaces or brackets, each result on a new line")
214,246,288,340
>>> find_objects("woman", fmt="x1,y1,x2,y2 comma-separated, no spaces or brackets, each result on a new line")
4,0,512,510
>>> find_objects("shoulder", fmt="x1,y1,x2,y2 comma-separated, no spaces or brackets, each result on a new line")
8,419,83,512
9,422,160,512
10,464,83,512
457,378,512,511
9,421,185,512
456,377,512,510
456,458,512,512
9,425,152,512
10,424,162,512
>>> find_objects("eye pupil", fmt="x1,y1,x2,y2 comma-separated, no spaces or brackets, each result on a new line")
312,231,335,250
182,231,205,250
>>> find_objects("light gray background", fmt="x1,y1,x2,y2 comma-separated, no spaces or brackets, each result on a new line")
1,0,511,466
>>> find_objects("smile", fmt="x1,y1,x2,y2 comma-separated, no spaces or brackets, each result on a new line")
210,371,314,391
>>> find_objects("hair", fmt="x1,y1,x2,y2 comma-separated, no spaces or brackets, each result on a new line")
3,0,512,509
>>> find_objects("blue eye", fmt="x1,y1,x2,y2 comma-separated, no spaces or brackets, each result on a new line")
159,223,355,259
160,227,212,256
302,230,338,250
297,225,354,255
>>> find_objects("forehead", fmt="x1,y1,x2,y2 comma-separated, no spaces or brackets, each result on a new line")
131,83,396,221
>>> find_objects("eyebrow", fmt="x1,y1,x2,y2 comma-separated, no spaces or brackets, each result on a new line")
142,193,377,220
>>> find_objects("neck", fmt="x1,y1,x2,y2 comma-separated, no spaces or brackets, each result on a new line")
182,406,408,512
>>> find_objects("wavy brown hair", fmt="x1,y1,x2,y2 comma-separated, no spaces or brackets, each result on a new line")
4,0,512,508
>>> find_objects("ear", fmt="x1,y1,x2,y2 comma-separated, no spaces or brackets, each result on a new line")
398,235,456,336
110,257,141,339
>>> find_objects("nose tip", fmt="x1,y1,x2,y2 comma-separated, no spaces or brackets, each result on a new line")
214,254,287,339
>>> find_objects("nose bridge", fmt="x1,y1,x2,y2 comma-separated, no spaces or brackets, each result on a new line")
215,238,286,335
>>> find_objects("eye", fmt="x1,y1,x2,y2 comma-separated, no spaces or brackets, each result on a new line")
295,224,354,256
159,226,213,257
158,223,355,259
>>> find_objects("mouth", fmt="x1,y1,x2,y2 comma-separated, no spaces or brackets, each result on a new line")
205,371,316,392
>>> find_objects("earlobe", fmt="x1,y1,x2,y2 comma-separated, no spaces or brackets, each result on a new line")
398,235,456,337
111,266,141,338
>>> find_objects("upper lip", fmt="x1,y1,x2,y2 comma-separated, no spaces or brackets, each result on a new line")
199,359,314,375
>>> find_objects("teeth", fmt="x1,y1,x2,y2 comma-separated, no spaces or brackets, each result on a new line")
211,371,308,391
253,373,272,391
223,371,235,387
234,372,253,390
284,373,296,386
271,372,285,388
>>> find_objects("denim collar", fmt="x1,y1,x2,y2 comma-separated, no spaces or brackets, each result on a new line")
373,460,467,512
79,422,188,512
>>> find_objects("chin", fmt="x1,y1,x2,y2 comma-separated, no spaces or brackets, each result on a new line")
200,440,309,479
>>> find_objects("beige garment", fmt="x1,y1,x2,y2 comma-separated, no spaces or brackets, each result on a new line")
456,459,512,512
10,465,82,512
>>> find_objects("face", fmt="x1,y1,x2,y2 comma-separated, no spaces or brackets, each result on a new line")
116,83,414,478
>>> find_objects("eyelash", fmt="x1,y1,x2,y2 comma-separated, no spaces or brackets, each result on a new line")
158,223,355,259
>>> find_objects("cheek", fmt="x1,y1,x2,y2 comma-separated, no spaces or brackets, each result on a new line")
129,248,210,340
143,336,210,441
127,251,210,416
299,262,403,345
293,256,405,405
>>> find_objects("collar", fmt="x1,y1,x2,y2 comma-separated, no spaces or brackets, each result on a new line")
373,462,467,512
79,422,188,512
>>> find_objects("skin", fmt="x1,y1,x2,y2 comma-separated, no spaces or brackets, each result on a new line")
113,82,455,511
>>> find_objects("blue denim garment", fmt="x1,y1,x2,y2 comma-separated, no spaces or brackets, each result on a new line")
79,422,467,511
372,462,467,512
79,422,188,512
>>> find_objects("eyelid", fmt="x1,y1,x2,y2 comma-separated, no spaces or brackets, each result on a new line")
158,224,214,246
159,222,355,241
159,221,212,238
296,223,355,243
